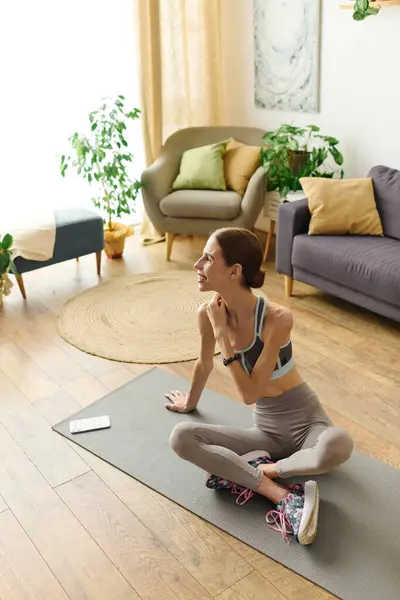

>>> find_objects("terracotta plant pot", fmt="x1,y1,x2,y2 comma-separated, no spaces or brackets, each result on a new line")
104,222,133,259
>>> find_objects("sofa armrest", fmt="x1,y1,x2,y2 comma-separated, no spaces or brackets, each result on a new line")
239,166,266,228
141,152,181,232
275,198,311,277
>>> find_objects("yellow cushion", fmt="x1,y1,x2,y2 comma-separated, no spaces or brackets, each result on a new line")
300,177,384,236
224,138,261,196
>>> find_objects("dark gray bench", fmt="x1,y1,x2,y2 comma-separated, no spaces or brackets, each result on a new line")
13,207,104,299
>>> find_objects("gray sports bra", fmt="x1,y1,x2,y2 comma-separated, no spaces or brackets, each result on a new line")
234,296,294,380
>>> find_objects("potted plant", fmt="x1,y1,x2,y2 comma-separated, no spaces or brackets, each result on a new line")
260,124,344,199
60,96,144,259
352,0,380,21
0,234,18,305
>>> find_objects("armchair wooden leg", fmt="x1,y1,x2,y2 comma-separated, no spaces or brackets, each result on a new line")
285,275,294,297
76,257,79,262
263,219,276,263
96,251,102,275
16,274,27,300
166,233,175,261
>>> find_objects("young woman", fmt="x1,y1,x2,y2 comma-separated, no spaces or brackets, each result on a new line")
165,228,353,545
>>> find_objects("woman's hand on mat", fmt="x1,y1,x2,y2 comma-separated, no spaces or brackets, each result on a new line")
164,390,195,413
207,293,228,336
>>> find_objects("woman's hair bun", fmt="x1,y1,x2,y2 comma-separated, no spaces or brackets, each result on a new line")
249,269,265,289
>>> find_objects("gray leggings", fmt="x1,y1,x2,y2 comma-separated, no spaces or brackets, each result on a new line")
170,382,354,491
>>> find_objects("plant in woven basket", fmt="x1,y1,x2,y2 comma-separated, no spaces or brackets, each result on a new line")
353,0,380,21
60,95,144,258
0,234,18,304
260,124,344,199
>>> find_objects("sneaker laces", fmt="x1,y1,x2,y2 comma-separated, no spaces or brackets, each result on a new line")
229,484,254,506
265,506,293,543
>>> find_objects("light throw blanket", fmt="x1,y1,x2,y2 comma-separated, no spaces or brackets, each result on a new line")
4,209,56,262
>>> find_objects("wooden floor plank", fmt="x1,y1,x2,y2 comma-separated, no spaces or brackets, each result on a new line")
0,370,89,487
307,354,399,407
57,471,212,600
97,366,137,391
324,406,400,468
0,422,140,600
68,443,254,597
304,360,400,447
213,531,335,600
0,338,60,402
33,311,123,378
0,510,69,600
297,292,400,347
10,322,108,406
34,389,82,427
215,570,288,600
304,337,400,388
0,493,8,513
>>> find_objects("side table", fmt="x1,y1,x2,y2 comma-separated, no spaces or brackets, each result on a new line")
263,191,307,262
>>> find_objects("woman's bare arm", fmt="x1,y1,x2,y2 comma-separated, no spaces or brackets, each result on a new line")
186,304,216,408
165,303,216,412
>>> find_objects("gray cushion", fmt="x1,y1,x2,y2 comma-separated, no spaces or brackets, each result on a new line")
159,190,242,220
292,234,400,307
369,165,400,241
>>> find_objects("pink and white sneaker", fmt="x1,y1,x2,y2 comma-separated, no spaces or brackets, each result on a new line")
266,481,320,546
205,450,275,505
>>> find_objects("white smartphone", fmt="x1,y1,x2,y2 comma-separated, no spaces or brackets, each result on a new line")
69,415,111,434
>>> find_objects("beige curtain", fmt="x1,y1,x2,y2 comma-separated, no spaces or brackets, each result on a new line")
134,0,224,244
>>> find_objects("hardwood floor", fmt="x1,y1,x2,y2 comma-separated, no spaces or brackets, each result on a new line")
0,232,399,600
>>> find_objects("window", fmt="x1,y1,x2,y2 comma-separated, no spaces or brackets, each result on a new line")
1,0,145,223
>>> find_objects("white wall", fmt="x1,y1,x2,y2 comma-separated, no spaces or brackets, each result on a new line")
221,0,400,177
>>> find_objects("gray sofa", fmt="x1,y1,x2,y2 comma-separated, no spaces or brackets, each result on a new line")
276,165,400,322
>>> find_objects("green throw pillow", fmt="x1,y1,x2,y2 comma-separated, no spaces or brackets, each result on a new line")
172,141,228,191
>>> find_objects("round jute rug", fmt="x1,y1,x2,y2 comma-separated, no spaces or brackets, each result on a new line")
57,271,220,364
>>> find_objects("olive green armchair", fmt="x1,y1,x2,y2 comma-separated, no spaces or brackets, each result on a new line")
141,126,266,260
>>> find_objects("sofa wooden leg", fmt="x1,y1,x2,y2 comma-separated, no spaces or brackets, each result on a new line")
76,257,79,262
263,219,276,263
166,233,175,261
96,251,102,275
284,275,294,297
16,274,27,300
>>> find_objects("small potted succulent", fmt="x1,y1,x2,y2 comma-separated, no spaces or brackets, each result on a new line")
60,96,144,259
0,234,18,305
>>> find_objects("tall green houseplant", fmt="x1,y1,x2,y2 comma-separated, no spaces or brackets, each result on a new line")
260,124,344,199
61,95,143,258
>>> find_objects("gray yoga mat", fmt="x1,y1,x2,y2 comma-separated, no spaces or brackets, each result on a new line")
53,368,400,600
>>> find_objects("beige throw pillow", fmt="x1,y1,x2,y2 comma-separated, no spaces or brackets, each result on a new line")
224,138,261,196
300,177,384,236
